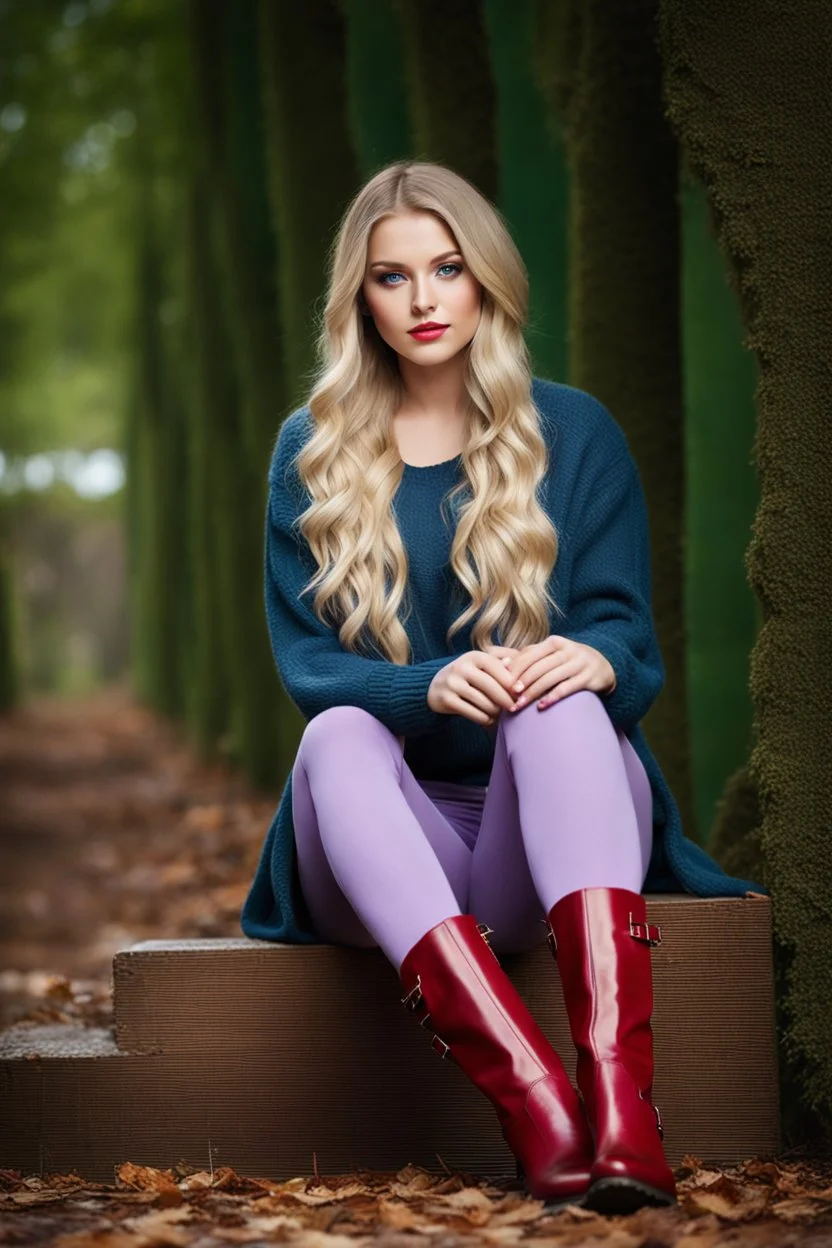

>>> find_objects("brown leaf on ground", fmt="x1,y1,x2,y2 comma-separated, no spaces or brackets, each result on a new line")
115,1162,184,1207
682,1173,771,1220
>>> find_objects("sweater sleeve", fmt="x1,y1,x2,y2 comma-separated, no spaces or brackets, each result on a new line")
557,451,665,732
264,419,452,736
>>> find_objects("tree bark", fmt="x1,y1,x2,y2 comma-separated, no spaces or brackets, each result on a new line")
257,0,359,408
661,0,832,1136
395,0,498,202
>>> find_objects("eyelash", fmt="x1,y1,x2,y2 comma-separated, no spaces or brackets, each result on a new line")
376,262,463,287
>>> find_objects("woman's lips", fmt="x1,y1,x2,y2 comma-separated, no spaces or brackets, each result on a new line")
408,325,449,341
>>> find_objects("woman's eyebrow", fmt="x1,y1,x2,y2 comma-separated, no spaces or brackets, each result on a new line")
368,250,462,269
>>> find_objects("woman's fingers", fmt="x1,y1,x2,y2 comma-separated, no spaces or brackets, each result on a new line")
510,653,573,694
449,690,494,725
510,657,585,705
544,673,586,704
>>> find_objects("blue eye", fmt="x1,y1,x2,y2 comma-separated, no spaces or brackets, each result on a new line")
376,262,463,286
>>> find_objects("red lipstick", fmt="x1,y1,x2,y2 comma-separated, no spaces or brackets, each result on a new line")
408,322,449,341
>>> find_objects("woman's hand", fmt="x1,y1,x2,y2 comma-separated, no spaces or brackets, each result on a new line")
427,648,523,726
493,635,616,711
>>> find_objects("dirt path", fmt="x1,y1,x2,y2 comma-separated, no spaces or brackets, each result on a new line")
0,684,279,1030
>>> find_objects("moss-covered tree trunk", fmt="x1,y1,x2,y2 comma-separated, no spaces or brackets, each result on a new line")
188,0,286,465
538,0,694,837
183,165,283,784
661,0,832,1136
179,20,287,787
395,0,497,202
484,0,570,383
186,0,292,784
257,0,359,409
343,0,413,178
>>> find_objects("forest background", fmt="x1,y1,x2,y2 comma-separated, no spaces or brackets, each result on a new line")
0,0,828,1146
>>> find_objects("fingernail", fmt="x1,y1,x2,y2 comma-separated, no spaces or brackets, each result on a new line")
513,681,524,692
515,695,526,706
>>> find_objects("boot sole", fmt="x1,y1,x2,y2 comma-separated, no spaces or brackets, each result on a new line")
583,1176,676,1215
541,1191,588,1212
516,1161,589,1211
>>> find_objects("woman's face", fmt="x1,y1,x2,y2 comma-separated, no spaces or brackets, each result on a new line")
361,211,482,367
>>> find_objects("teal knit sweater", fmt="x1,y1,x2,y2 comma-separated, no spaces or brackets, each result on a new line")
240,378,765,944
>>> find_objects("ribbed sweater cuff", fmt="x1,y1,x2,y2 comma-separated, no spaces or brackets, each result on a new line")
581,631,642,730
366,655,453,737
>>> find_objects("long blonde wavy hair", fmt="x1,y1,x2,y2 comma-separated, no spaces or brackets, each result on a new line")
291,160,561,664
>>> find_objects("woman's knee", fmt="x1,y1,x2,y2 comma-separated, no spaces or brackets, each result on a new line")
504,688,609,734
298,705,396,770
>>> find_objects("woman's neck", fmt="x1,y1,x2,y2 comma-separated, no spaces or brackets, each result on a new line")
395,355,469,423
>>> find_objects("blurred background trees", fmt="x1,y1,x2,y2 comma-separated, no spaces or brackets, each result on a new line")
0,0,757,824
2,0,828,1136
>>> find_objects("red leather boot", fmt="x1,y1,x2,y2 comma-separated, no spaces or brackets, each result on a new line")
399,914,594,1207
546,887,677,1214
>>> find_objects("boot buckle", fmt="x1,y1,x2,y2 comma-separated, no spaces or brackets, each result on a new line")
654,1102,664,1139
476,922,495,945
431,1033,451,1059
400,976,424,1011
640,1089,664,1139
542,918,557,954
629,914,662,945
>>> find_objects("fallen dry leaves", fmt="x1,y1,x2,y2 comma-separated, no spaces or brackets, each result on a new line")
2,1155,832,1246
2,689,832,1245
0,687,279,1032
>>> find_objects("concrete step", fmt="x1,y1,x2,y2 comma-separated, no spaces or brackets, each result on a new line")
1,895,779,1182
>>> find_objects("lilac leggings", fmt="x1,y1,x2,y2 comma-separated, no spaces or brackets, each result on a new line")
291,690,653,971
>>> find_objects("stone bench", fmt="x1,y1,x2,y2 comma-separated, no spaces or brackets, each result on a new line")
0,895,779,1182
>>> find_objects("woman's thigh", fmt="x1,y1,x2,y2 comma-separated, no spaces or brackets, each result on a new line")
468,703,655,955
291,708,476,948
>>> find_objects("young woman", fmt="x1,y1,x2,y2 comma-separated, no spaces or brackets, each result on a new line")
241,160,763,1215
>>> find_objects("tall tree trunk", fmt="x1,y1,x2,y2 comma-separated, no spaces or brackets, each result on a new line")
343,0,413,177
181,35,285,786
661,0,832,1137
181,165,232,760
187,0,291,783
188,0,286,465
487,0,570,382
257,0,359,409
395,0,498,202
130,169,185,720
539,0,694,837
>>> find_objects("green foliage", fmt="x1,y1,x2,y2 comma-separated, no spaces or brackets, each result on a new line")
681,176,759,842
0,0,152,456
